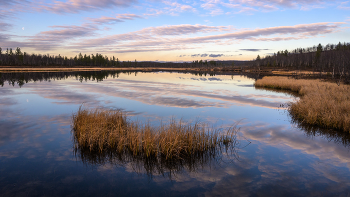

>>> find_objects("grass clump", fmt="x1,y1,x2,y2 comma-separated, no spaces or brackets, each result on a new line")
72,106,238,160
255,76,350,132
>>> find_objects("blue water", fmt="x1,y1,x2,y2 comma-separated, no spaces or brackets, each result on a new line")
0,71,349,196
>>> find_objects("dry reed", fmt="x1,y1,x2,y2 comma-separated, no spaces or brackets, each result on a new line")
72,106,238,160
255,76,350,132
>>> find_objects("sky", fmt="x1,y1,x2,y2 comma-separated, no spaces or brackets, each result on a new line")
0,0,349,62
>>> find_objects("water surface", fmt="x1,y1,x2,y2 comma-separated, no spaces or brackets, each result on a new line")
1,71,349,196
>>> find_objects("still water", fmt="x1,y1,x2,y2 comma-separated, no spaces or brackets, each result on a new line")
0,71,349,196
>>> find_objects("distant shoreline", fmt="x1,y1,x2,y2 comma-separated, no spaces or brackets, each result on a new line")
0,67,189,73
0,66,253,73
0,66,334,77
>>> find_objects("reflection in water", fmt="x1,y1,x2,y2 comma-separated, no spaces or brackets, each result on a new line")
256,86,350,148
0,70,261,87
74,145,238,179
254,86,300,97
0,71,123,87
1,71,350,195
71,107,240,179
292,117,350,148
1,71,286,110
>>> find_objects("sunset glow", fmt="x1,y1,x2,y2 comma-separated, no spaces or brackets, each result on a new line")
1,0,349,61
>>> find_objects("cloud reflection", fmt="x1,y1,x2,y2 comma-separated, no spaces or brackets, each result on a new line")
1,72,292,109
1,72,350,195
159,122,350,196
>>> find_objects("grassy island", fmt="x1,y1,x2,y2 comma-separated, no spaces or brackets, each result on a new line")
72,107,238,160
255,76,350,133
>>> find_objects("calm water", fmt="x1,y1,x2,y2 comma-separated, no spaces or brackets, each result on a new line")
1,71,350,196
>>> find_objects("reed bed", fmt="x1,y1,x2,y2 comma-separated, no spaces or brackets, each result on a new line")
255,76,350,132
72,106,237,161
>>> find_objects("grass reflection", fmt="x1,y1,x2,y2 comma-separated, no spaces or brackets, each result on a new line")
291,115,350,148
72,106,239,178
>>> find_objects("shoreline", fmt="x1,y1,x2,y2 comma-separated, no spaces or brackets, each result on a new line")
0,66,326,75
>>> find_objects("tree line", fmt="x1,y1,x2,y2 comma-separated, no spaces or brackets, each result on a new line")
0,47,123,67
250,42,350,80
0,47,227,68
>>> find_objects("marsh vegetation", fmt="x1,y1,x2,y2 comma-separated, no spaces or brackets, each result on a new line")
255,76,350,132
72,107,238,164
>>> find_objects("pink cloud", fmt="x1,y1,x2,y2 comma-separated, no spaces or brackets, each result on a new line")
145,1,196,16
138,24,232,36
87,14,143,24
337,1,350,9
63,22,344,55
39,0,137,13
199,0,327,14
0,23,12,31
1,22,344,56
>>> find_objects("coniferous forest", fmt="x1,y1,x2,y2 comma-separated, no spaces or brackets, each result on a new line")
0,47,224,68
0,42,349,75
250,42,350,77
0,47,123,67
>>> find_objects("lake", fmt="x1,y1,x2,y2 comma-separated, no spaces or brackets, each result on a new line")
1,71,350,196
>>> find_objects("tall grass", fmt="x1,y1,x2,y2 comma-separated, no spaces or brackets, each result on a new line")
72,106,238,161
255,76,350,132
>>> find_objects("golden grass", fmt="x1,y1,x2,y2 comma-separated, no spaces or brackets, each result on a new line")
72,106,238,160
255,76,350,132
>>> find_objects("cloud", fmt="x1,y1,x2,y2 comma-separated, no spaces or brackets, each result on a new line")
0,12,6,19
178,22,344,43
209,54,224,57
0,0,30,20
0,24,98,50
68,22,343,54
87,14,143,24
337,1,350,9
29,25,97,50
240,49,270,52
40,25,97,38
39,0,137,14
2,21,344,56
201,0,226,15
66,23,232,50
191,53,225,57
199,0,327,14
0,22,12,31
210,8,225,15
229,0,327,9
138,24,232,36
0,0,28,6
156,1,197,16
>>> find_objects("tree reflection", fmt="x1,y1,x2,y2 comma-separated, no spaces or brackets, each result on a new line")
0,70,262,87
